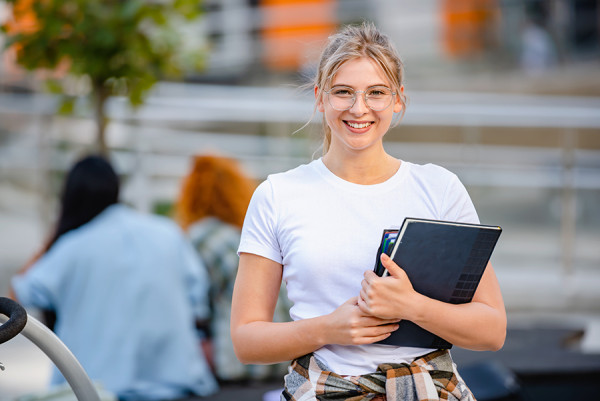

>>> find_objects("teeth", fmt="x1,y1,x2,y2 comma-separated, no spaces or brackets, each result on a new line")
347,122,371,129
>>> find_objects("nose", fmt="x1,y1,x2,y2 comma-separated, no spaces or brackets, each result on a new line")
349,91,369,115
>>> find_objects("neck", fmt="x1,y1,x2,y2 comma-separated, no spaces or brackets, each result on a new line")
322,147,400,185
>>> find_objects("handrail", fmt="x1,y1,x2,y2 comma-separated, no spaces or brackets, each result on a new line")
1,84,600,128
0,297,27,345
0,298,101,401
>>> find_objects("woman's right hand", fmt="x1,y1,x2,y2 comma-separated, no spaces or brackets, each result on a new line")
232,253,400,364
324,296,399,346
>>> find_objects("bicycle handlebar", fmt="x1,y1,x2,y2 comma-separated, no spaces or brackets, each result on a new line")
0,297,28,345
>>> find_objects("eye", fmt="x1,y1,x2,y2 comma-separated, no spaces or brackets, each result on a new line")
367,87,391,97
331,87,354,97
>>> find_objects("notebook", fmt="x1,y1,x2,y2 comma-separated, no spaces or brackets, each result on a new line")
372,217,502,349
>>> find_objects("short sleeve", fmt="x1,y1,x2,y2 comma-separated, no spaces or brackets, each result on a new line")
237,179,283,264
441,174,480,225
11,246,67,310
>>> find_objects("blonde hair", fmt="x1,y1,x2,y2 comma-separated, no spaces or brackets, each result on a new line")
175,155,256,230
313,21,407,154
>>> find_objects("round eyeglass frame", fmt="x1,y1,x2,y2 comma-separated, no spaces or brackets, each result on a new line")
322,85,397,111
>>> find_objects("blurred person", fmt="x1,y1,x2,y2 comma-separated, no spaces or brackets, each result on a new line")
10,154,218,401
520,10,558,74
231,22,506,400
175,154,291,382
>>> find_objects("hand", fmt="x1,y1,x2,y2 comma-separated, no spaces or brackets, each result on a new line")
325,296,399,346
200,338,215,374
358,253,419,320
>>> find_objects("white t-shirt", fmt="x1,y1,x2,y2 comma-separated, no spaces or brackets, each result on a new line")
238,158,479,375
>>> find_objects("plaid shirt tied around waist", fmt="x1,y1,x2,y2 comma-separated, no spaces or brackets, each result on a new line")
282,349,476,401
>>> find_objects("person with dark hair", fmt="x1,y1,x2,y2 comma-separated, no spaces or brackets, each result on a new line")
11,154,218,400
49,154,120,246
10,155,121,329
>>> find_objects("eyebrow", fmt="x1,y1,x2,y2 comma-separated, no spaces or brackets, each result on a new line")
330,84,391,89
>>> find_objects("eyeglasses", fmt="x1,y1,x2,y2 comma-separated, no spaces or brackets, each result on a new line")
323,85,396,111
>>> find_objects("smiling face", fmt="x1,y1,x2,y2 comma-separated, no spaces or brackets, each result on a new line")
316,57,403,156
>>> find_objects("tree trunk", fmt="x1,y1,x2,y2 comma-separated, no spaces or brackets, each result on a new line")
94,83,110,155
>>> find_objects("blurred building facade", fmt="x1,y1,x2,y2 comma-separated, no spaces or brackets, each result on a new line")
185,0,599,88
1,0,599,88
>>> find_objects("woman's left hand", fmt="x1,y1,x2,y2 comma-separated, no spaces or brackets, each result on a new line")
358,253,420,320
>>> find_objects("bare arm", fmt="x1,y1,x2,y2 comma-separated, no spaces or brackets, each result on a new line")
231,253,400,364
359,253,506,351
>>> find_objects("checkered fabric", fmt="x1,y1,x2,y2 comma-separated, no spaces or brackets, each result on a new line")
189,217,291,380
281,349,475,401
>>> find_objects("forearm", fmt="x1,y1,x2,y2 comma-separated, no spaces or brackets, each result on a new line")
361,258,506,351
232,315,329,364
232,253,329,364
232,254,401,364
410,294,506,351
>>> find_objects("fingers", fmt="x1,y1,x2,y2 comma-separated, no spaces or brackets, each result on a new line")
357,289,369,314
380,253,406,278
363,269,377,283
361,270,382,296
357,322,399,344
345,321,400,345
359,297,400,325
337,296,401,345
360,274,386,316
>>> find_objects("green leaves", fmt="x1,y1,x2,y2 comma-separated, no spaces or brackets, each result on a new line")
0,0,204,153
57,97,75,115
1,0,205,152
1,0,205,106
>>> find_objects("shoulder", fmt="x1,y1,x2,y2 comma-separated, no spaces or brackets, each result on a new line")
189,217,240,243
402,161,469,203
404,161,457,181
404,161,477,222
93,205,188,246
403,161,462,190
265,159,321,187
250,160,321,202
51,204,125,248
260,160,322,195
132,208,187,241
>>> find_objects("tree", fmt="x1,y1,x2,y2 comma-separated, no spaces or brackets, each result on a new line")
1,0,204,154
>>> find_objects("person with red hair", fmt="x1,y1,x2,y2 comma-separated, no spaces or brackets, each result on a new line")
175,154,291,382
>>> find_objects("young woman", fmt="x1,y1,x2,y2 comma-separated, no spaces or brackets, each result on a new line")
231,22,506,400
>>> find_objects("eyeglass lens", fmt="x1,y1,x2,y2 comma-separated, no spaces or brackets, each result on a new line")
327,86,394,111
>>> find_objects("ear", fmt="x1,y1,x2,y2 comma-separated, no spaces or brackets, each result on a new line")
393,85,404,114
315,85,325,113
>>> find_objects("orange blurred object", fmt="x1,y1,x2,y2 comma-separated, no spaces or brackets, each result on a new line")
262,0,337,71
4,0,38,34
2,0,38,80
441,0,499,58
2,0,70,82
